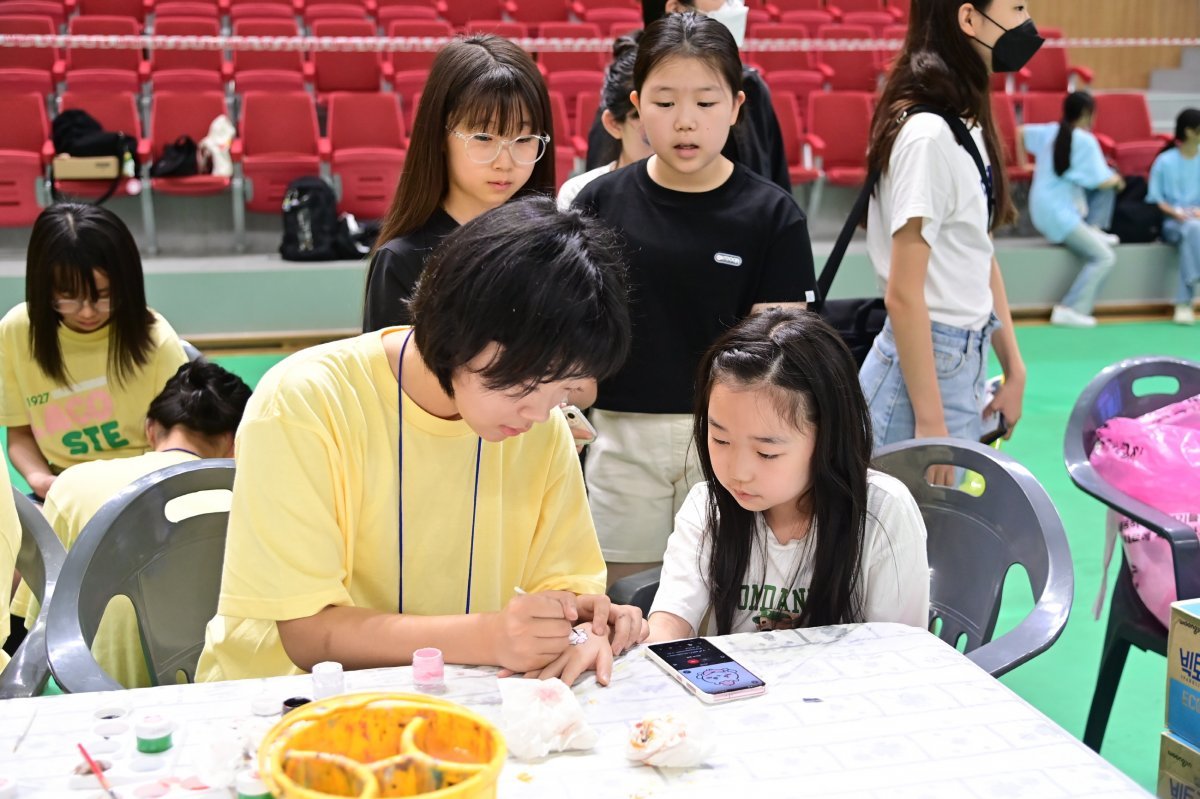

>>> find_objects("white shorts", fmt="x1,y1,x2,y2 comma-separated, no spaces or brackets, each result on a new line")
584,409,703,563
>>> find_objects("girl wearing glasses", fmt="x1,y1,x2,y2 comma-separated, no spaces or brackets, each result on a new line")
363,34,554,331
0,203,188,499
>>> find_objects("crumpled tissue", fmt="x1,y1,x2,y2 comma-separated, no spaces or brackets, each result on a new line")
498,678,599,760
626,712,714,768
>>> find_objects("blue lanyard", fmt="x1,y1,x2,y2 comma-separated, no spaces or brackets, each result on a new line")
396,330,483,615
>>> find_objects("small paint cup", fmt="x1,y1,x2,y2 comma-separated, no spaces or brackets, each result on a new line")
412,647,445,690
134,715,174,754
311,661,345,700
281,696,311,715
236,769,273,799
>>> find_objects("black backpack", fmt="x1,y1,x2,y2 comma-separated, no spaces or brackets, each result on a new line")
149,135,199,178
280,176,341,261
50,109,139,204
1109,175,1164,244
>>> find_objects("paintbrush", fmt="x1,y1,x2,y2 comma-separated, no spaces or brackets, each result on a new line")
11,707,36,753
77,742,119,799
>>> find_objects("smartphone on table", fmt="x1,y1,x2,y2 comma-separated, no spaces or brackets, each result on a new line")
646,637,766,704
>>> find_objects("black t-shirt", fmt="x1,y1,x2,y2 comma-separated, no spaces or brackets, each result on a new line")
574,160,816,414
585,67,790,194
361,208,459,331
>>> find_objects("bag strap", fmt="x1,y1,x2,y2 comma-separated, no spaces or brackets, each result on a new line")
815,105,994,307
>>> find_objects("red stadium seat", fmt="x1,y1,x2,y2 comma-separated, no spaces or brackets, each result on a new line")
0,92,52,227
150,16,227,93
1093,93,1170,179
75,0,151,26
0,1,68,31
991,93,1032,184
815,24,880,92
327,91,406,218
235,91,322,214
538,22,605,74
1021,92,1065,125
767,71,824,126
66,16,150,94
502,0,565,25
546,70,602,135
0,15,64,96
231,18,310,94
311,19,383,101
771,90,818,186
56,90,148,200
383,19,452,77
807,90,872,186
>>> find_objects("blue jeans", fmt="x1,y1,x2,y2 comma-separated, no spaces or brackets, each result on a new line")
1085,186,1116,230
859,315,998,450
1060,222,1116,315
1162,218,1200,304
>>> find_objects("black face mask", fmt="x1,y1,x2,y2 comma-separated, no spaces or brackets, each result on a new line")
974,11,1044,73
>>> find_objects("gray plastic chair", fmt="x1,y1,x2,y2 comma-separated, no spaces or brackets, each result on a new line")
611,439,1074,679
1063,355,1200,751
46,459,234,693
0,488,66,698
873,438,1074,677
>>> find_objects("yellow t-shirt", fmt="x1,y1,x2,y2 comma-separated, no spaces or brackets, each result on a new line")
0,464,19,672
197,330,605,682
17,449,229,688
0,303,189,472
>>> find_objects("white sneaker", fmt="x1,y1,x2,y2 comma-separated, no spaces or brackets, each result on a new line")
1051,305,1098,328
1174,304,1196,326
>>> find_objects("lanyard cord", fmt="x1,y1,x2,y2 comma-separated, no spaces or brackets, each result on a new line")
396,330,483,615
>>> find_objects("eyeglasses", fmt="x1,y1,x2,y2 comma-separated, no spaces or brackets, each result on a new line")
448,129,551,165
52,297,111,314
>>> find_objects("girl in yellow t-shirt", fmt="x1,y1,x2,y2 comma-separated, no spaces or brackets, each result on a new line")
0,204,188,499
26,360,251,687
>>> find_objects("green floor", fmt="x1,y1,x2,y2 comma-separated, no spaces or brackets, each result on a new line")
8,322,1197,790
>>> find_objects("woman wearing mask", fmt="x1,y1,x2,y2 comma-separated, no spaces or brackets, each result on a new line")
858,0,1042,485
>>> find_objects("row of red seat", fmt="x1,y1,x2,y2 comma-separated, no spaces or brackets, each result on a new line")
0,15,633,98
769,87,1167,194
0,0,911,28
0,0,641,27
0,86,596,239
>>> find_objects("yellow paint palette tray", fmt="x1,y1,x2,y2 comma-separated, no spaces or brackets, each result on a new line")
259,693,506,799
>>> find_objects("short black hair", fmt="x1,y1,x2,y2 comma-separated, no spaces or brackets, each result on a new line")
411,195,631,397
147,361,252,437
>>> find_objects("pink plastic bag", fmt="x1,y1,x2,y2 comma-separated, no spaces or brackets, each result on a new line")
1088,395,1200,628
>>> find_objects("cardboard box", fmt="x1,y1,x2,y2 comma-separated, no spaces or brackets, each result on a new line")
52,154,119,180
1168,600,1200,748
1160,731,1200,799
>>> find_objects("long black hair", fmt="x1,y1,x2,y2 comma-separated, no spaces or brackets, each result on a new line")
25,203,156,387
1160,107,1200,155
694,309,873,634
594,31,642,165
1053,91,1094,177
868,0,1015,229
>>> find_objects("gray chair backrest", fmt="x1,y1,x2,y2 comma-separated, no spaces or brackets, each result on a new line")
1063,356,1200,600
46,459,234,693
0,488,66,698
873,439,1073,677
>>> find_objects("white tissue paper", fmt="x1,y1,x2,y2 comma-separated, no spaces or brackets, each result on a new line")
498,679,599,760
626,712,714,768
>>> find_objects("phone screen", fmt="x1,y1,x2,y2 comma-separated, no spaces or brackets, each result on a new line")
648,638,765,697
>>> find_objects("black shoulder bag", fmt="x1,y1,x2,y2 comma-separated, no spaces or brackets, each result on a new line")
815,105,994,367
